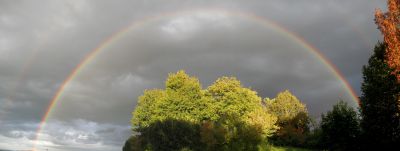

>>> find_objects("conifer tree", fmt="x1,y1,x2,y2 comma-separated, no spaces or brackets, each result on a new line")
360,43,400,148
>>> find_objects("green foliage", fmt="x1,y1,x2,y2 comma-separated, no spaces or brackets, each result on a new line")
131,70,217,129
207,77,255,118
257,141,312,151
128,71,278,151
200,115,264,151
265,145,312,151
123,136,143,151
303,127,322,149
140,119,202,151
265,90,308,124
360,43,400,148
265,90,311,147
206,77,278,137
165,70,202,99
320,101,360,150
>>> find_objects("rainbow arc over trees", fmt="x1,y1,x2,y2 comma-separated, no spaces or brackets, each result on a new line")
32,8,360,150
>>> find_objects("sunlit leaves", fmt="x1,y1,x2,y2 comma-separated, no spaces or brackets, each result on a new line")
206,77,278,137
129,71,279,150
375,0,400,81
264,90,311,147
265,90,308,124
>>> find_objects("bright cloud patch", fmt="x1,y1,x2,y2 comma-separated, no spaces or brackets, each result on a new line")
160,11,233,39
0,119,130,151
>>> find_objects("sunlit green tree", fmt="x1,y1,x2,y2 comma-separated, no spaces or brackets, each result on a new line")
129,71,278,151
206,77,278,138
265,90,311,147
131,70,217,129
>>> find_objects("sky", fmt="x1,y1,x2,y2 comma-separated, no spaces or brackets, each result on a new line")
0,0,387,151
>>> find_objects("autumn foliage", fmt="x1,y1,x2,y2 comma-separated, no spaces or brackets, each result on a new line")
375,0,400,81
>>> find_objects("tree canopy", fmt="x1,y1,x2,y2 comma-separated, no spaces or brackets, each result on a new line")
320,101,361,150
360,43,400,149
128,70,278,151
265,90,310,147
375,0,400,80
265,90,308,124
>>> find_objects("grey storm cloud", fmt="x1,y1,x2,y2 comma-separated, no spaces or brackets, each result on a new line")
0,0,387,151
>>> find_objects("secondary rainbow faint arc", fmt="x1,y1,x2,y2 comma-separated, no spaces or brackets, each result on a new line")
33,8,360,149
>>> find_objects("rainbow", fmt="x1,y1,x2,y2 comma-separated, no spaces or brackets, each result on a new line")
32,8,360,150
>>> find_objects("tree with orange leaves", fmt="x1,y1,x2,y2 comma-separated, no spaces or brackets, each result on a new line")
375,0,400,80
358,1,400,149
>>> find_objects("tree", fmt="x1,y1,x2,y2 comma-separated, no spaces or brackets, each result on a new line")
360,43,400,149
265,90,308,124
199,115,265,151
139,119,201,151
375,0,400,81
123,135,145,151
198,77,278,150
265,90,311,147
206,77,278,138
320,101,360,150
128,71,278,151
131,70,217,129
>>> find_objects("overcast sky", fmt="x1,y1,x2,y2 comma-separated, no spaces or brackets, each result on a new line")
0,0,387,151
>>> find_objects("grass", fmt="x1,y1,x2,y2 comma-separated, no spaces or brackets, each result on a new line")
258,143,312,151
268,146,312,151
